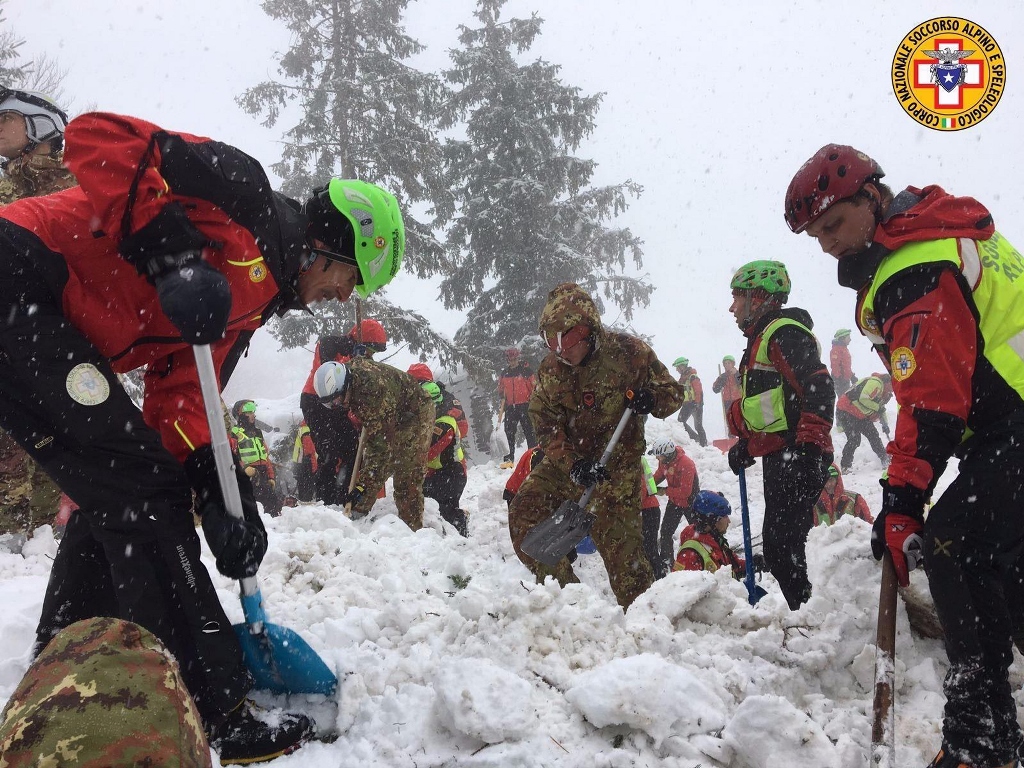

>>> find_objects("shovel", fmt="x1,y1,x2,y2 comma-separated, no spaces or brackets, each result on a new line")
520,407,634,566
738,468,768,606
194,344,338,696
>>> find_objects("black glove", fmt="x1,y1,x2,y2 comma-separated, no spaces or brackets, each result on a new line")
184,445,267,580
727,439,755,475
789,443,833,483
751,552,767,573
119,203,231,344
626,387,657,415
344,483,366,508
569,459,611,488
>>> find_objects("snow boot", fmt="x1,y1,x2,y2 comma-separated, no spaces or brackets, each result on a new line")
209,699,314,765
500,453,515,469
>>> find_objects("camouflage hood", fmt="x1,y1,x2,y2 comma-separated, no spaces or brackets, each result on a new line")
538,283,603,339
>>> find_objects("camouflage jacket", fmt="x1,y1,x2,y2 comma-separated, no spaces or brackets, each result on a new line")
348,358,434,493
0,151,78,204
531,333,685,477
0,617,211,767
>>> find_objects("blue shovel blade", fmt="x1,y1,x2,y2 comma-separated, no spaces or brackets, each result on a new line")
233,622,337,696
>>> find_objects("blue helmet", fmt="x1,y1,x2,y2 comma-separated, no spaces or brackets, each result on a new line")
693,490,732,518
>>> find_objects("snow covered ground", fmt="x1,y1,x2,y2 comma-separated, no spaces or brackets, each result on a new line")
1,409,1018,768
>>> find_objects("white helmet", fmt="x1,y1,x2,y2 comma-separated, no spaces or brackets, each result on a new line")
0,89,68,150
647,440,676,458
313,361,349,406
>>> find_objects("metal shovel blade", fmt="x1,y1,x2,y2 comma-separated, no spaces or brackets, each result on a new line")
521,500,597,567
233,622,337,696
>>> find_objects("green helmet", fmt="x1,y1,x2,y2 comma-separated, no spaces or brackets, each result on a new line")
672,356,689,367
421,381,443,404
730,260,792,298
303,179,406,299
834,328,852,340
723,355,736,364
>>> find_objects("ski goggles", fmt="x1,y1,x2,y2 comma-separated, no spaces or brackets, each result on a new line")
543,324,591,356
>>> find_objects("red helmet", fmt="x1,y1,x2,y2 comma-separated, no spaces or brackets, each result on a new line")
505,348,521,362
349,318,387,349
407,363,433,382
784,144,884,234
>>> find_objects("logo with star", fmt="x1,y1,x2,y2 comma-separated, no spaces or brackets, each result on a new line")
891,17,1005,131
248,263,269,283
890,346,917,382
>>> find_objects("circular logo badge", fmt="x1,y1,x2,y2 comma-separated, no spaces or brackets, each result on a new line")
892,17,1005,131
66,363,111,406
890,347,918,382
248,263,268,283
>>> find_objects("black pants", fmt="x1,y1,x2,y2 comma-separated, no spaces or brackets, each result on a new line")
640,507,665,579
0,236,250,728
293,457,315,502
423,464,468,536
923,432,1024,766
251,465,282,517
302,392,360,504
760,449,829,610
661,501,690,567
676,403,707,446
503,403,536,460
836,410,887,470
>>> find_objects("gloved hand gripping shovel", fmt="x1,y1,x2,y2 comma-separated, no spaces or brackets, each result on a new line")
738,468,768,606
520,407,634,566
194,344,337,696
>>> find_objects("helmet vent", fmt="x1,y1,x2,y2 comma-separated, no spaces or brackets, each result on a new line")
817,174,829,191
351,207,375,238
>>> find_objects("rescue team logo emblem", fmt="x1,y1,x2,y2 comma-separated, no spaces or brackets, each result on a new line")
582,391,596,409
890,347,917,382
892,17,1005,131
248,263,268,283
66,363,110,406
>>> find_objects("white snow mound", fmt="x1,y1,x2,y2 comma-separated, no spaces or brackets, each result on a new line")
433,656,534,743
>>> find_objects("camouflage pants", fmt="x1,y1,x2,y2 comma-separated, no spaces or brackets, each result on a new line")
508,455,654,609
0,430,62,536
354,404,434,531
0,617,211,767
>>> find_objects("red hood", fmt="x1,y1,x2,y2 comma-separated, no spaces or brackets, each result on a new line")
873,185,994,251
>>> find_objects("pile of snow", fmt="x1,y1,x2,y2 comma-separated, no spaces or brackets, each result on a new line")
2,411,1019,767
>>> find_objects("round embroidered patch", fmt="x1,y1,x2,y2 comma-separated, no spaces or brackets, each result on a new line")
249,263,268,283
66,363,111,406
890,347,917,382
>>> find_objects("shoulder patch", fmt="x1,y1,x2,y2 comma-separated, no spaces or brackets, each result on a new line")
66,363,111,406
890,346,917,381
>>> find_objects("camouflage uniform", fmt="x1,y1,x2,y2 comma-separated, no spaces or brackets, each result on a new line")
347,358,434,530
508,284,686,608
0,616,211,767
0,152,77,538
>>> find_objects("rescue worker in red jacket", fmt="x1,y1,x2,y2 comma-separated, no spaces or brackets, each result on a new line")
787,143,1024,768
648,440,699,572
300,319,387,504
229,400,282,518
0,112,405,763
830,329,857,395
673,357,708,446
674,490,763,577
712,355,742,436
420,382,469,536
726,260,834,610
812,463,873,526
835,372,893,473
498,348,536,467
408,362,469,438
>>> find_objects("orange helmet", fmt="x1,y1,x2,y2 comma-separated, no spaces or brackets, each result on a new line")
348,318,387,351
407,363,434,382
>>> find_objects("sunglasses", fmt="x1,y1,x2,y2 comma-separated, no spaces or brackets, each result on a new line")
543,324,591,355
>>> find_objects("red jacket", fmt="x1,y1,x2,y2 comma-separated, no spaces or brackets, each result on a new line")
813,468,874,525
858,185,1012,493
0,113,307,462
652,447,697,508
830,343,853,383
679,369,703,405
673,525,745,575
498,362,535,406
503,447,543,505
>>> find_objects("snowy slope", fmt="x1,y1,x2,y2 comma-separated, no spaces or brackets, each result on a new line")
1,410,1018,768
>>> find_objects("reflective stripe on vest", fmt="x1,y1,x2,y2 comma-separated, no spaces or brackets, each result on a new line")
231,426,269,465
642,457,658,495
682,374,696,402
427,414,464,470
292,424,310,462
679,540,717,572
740,317,814,434
859,234,1024,412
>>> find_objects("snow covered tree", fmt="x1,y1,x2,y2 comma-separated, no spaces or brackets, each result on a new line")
440,0,650,378
0,4,69,112
238,0,457,357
